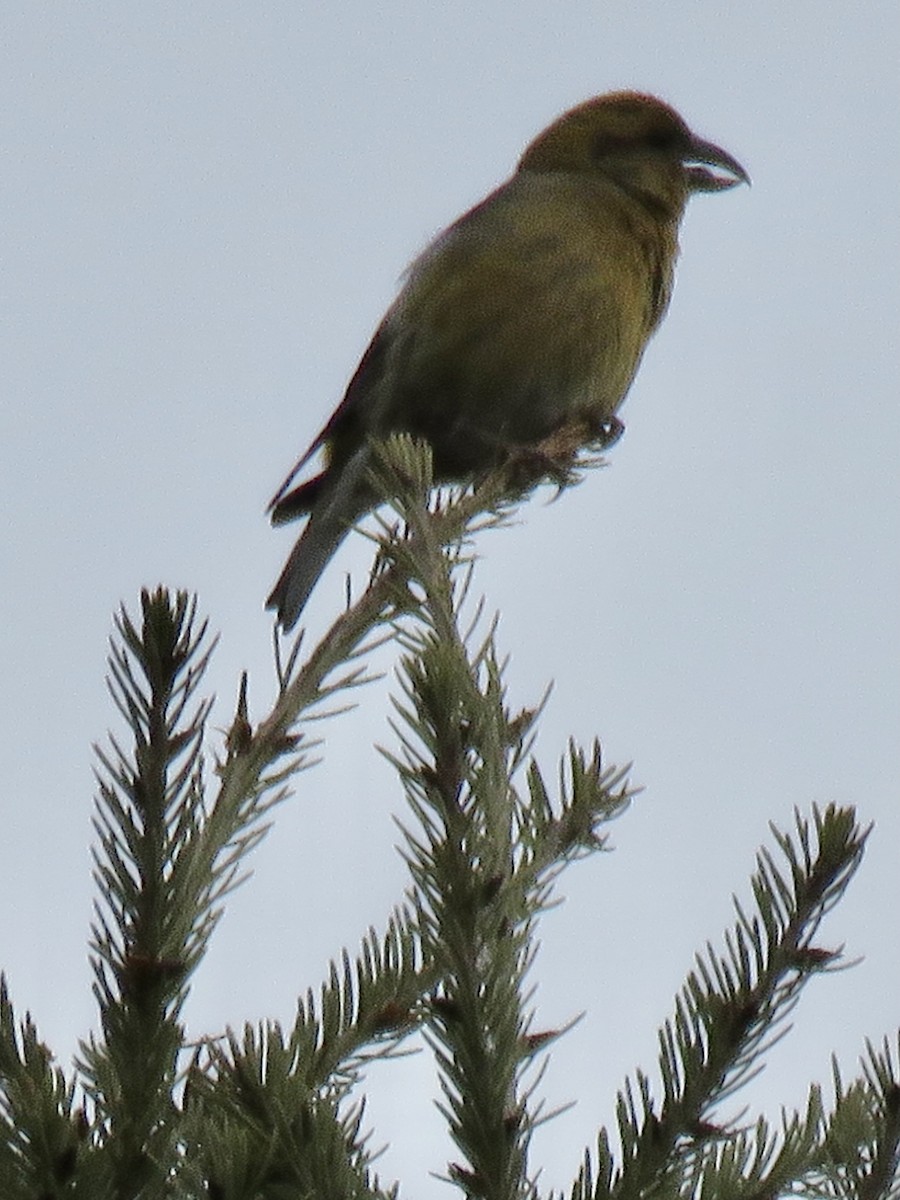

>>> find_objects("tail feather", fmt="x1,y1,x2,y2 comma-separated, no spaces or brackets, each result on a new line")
266,446,373,630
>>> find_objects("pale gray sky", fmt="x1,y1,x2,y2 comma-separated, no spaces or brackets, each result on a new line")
2,2,898,1194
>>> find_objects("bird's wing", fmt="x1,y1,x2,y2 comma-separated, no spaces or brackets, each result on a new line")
267,324,392,513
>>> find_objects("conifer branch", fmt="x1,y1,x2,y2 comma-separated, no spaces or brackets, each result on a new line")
371,441,634,1200
569,805,868,1200
0,977,83,1197
78,588,298,1195
0,441,894,1199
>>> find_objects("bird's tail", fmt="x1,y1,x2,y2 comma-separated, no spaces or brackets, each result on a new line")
266,445,373,630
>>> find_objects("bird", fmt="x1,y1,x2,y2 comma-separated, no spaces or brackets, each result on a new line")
267,91,748,629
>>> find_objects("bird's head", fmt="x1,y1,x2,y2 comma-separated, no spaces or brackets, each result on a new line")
517,91,749,220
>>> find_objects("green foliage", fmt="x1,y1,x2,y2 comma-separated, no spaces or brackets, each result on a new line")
0,442,897,1199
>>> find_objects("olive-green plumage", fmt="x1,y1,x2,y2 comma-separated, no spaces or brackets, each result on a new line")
268,91,748,628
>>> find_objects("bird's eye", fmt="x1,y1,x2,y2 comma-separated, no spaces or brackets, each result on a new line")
592,128,680,160
643,129,678,151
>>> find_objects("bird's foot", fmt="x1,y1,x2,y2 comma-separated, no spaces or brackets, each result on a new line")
490,414,626,496
500,444,575,493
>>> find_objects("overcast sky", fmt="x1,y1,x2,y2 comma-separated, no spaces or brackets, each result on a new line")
2,2,899,1194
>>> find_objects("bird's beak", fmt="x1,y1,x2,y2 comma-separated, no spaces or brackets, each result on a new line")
684,135,750,192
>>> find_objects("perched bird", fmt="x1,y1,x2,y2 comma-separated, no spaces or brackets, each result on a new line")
267,91,748,628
